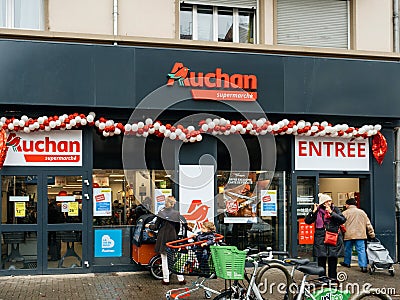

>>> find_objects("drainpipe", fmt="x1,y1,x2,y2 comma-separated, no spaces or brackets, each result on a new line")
395,128,400,261
113,0,118,45
394,0,399,52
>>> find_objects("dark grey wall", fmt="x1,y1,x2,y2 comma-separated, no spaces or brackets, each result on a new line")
1,39,400,118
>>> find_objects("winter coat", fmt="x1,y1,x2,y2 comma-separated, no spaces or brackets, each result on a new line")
342,205,375,240
305,205,346,258
150,207,183,254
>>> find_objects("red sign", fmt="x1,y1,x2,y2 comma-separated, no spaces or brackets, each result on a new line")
225,199,239,214
95,194,106,202
167,62,257,101
298,218,315,245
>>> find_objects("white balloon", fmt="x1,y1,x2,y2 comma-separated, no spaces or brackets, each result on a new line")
256,120,264,127
89,112,96,118
18,120,25,127
196,135,202,142
114,128,121,135
164,130,171,137
277,121,284,128
24,127,30,133
187,126,195,132
305,122,311,127
374,124,382,131
170,132,177,140
66,124,72,130
99,123,106,130
137,122,144,129
153,122,160,130
201,124,209,131
21,115,28,121
321,121,328,127
240,128,246,134
159,125,166,133
286,128,293,134
69,120,77,127
190,137,196,143
230,125,237,133
55,120,61,126
205,118,212,124
142,132,149,138
125,124,132,131
145,118,153,125
213,119,220,125
179,133,186,140
292,125,298,132
236,124,243,131
38,117,44,124
131,124,139,131
267,125,273,132
224,131,230,135
297,121,305,129
29,124,35,131
208,122,215,129
103,131,109,137
49,121,56,128
75,116,82,123
34,122,40,129
311,125,318,132
0,117,6,123
105,120,113,127
81,119,87,126
246,124,253,131
95,120,100,127
175,128,182,135
283,119,289,126
45,126,51,132
220,118,227,126
12,119,19,126
8,123,14,130
272,124,279,131
148,128,155,134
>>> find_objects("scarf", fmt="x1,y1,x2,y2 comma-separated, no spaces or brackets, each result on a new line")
315,206,331,229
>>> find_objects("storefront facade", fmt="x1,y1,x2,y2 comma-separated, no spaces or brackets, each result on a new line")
0,39,398,275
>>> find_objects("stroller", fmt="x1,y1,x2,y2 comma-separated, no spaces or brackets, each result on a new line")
366,238,395,276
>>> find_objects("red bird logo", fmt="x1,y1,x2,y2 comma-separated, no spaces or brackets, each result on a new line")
183,201,210,228
6,133,22,152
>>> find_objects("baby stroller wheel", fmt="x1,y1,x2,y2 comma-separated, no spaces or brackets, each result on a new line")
149,255,165,280
204,290,212,299
389,269,395,276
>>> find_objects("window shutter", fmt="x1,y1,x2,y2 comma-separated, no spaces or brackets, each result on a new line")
277,0,348,48
180,0,257,9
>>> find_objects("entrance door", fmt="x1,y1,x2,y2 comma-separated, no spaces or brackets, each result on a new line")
292,175,318,258
0,172,89,274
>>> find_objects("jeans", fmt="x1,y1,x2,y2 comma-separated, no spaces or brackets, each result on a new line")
344,240,368,268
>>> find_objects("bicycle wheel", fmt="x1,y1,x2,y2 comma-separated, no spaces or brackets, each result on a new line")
255,262,294,300
350,289,392,300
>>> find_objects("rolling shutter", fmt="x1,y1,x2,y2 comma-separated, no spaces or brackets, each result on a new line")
180,0,257,9
277,0,349,48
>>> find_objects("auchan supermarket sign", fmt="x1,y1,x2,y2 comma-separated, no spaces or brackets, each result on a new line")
4,130,82,166
295,136,369,171
167,62,257,101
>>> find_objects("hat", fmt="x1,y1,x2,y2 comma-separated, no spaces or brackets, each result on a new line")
318,193,332,205
346,198,357,206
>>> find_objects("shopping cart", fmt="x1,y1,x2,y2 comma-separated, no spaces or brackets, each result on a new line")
165,233,224,300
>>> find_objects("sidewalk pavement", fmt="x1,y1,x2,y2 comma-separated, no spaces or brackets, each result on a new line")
0,264,399,300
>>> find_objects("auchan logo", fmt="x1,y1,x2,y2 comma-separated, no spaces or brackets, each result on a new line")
167,62,258,101
4,131,82,166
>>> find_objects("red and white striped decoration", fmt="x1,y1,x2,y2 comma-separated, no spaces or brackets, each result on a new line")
0,113,382,143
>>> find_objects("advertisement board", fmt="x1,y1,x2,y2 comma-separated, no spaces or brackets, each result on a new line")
154,189,172,214
93,187,112,217
260,190,277,217
179,165,214,231
94,229,122,257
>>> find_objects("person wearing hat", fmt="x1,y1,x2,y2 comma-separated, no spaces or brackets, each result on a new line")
305,193,346,283
341,198,375,272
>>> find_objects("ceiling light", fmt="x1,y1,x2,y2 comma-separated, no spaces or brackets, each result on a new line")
109,174,125,177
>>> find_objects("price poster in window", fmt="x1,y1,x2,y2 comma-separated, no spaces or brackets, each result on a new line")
68,202,79,216
93,187,112,216
260,190,277,217
15,202,26,217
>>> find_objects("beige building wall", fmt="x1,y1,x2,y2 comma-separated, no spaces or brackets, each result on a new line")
262,0,274,45
118,0,175,38
355,0,392,52
48,0,113,35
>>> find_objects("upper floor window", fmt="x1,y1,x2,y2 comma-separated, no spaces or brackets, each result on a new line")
180,3,255,44
0,0,44,30
277,0,349,49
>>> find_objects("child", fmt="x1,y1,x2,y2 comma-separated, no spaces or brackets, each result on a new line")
193,221,217,273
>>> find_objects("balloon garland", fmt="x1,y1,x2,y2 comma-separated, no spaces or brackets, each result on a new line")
0,112,382,143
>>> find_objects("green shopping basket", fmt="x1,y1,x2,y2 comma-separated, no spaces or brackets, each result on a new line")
210,245,246,280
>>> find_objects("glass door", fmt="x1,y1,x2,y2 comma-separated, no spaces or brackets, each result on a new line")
1,175,39,271
295,176,317,258
45,173,88,271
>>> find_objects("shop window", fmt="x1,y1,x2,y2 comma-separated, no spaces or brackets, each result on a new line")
0,0,44,30
180,3,255,44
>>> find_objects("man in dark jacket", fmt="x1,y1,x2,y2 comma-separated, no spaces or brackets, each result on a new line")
305,193,346,282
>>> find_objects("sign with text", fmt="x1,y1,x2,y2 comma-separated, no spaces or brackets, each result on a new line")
154,189,172,214
260,190,277,217
4,131,82,166
295,136,369,171
93,188,112,216
298,218,315,245
94,229,122,257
